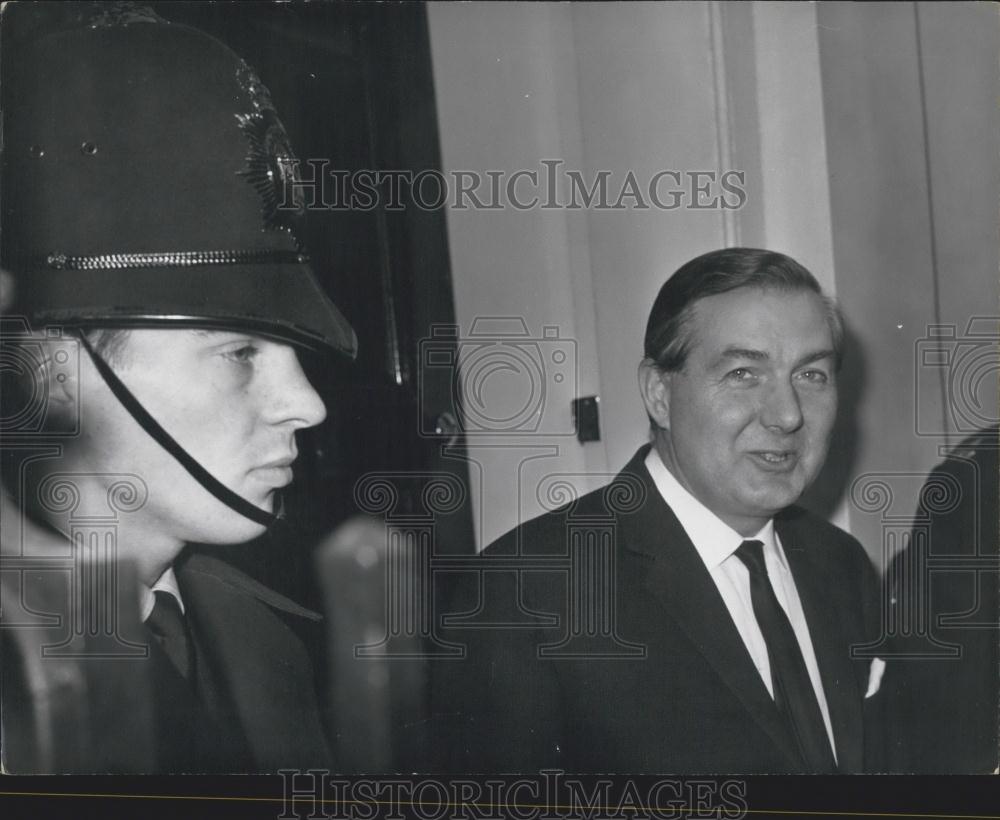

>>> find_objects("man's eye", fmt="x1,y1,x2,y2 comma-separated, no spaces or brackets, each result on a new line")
796,369,829,385
725,368,756,383
223,345,259,364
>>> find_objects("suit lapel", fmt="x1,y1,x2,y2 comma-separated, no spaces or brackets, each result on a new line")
620,450,805,770
777,514,864,772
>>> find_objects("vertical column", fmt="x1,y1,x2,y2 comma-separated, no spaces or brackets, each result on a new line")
850,472,960,658
537,473,646,658
39,474,148,658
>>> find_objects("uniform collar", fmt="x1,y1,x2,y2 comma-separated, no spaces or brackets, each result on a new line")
139,565,185,622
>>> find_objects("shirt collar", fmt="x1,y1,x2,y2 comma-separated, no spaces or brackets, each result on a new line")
644,447,783,570
139,566,185,622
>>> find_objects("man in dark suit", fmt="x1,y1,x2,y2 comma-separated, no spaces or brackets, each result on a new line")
436,248,883,773
883,427,998,773
0,6,355,772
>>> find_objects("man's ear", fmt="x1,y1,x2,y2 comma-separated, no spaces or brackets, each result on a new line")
637,358,671,430
37,339,81,420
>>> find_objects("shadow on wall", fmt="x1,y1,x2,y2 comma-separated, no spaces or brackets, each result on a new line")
800,315,866,546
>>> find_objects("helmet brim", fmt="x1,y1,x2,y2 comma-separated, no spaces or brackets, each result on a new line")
20,263,358,359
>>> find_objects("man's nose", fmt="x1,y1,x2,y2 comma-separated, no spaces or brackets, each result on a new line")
760,379,804,433
263,346,327,429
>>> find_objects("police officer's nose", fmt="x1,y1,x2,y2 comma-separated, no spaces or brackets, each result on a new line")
264,346,327,429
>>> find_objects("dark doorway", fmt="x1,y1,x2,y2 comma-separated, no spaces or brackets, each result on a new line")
151,1,477,597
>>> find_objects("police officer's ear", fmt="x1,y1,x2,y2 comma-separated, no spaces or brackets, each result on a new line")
1,332,79,433
0,271,76,421
36,337,82,424
638,358,672,431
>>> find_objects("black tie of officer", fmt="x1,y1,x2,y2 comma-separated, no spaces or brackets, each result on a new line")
146,590,194,682
735,539,837,773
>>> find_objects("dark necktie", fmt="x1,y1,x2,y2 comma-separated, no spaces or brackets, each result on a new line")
146,590,194,682
735,539,837,773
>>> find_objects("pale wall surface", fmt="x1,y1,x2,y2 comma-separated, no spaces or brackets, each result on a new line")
817,1,999,563
428,1,998,563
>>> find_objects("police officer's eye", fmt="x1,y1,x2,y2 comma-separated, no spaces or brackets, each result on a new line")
223,345,260,364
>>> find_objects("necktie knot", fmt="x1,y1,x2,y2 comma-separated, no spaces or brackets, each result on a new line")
735,539,767,576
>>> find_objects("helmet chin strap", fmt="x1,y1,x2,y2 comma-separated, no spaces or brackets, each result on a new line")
76,331,283,529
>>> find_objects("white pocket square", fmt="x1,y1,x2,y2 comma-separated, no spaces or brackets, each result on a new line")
865,657,886,698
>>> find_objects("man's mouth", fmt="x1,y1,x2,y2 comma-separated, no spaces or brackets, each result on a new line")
250,465,294,488
250,454,297,487
748,450,798,471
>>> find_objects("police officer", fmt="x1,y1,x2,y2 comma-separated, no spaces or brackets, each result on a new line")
1,4,355,772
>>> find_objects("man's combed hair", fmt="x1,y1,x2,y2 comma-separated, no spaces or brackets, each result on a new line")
643,247,844,372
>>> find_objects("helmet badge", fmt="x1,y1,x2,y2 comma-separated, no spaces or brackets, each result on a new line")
235,62,307,248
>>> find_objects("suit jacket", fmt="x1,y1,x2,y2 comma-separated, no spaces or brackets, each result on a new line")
883,428,999,773
160,549,333,773
433,446,882,773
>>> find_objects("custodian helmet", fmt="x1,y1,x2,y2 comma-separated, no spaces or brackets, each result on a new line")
2,3,357,359
2,4,356,527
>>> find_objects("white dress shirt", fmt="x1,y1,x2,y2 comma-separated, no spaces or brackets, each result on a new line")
139,566,186,623
645,448,838,760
